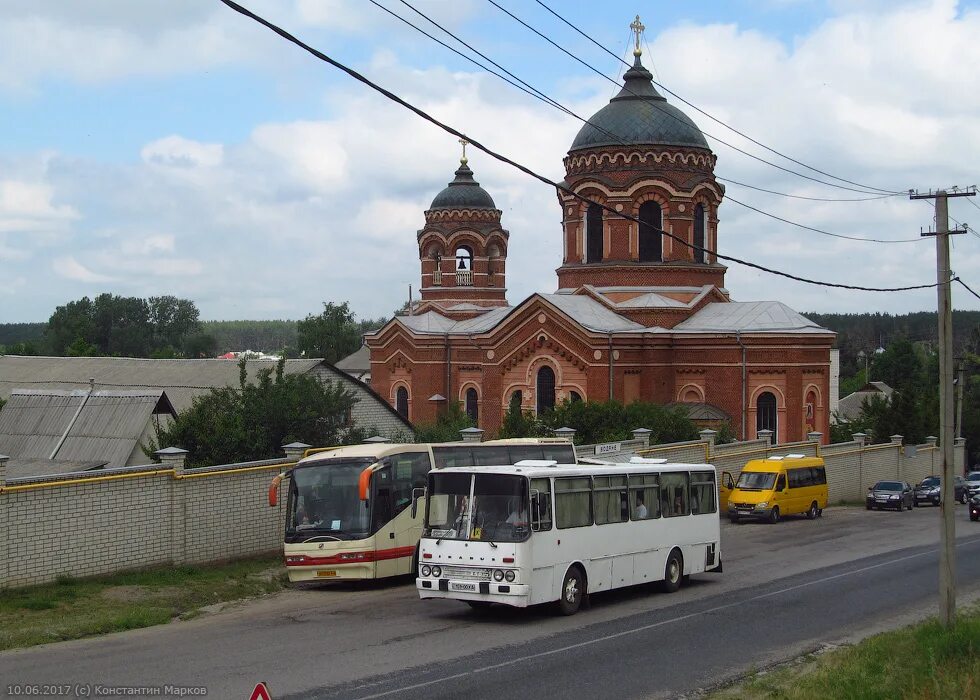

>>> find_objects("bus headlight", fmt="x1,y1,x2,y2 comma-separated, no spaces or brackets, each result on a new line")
504,570,516,583
420,565,431,577
493,569,505,582
431,566,442,578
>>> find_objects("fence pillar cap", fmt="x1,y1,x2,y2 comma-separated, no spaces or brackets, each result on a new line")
282,441,312,461
925,436,938,445
364,436,391,443
553,426,576,436
282,441,311,450
460,427,484,443
890,434,904,444
954,437,966,446
154,446,188,472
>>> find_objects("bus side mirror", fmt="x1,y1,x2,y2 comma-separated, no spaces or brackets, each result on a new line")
358,466,373,501
411,487,426,519
268,473,283,507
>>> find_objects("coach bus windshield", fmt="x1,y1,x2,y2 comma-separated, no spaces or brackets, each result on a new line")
424,472,530,543
286,459,374,543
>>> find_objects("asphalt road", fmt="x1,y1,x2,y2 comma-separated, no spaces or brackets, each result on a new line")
1,505,979,700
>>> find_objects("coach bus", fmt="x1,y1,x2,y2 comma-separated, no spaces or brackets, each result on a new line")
269,439,576,583
416,456,722,614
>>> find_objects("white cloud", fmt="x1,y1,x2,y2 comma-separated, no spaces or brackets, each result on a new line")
53,256,115,283
5,1,980,323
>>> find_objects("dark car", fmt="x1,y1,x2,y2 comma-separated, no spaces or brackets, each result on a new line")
971,493,980,522
866,480,913,511
914,476,968,506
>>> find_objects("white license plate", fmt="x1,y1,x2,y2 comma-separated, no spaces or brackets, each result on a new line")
451,582,477,592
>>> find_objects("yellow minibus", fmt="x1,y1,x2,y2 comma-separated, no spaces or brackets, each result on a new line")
726,455,827,523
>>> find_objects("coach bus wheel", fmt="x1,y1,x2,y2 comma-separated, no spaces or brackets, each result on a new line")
807,502,818,520
661,549,683,593
558,566,584,615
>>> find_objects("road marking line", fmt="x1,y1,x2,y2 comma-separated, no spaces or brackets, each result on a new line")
351,537,980,700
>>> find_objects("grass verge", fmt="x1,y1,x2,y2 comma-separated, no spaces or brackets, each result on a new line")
0,557,287,650
711,605,980,699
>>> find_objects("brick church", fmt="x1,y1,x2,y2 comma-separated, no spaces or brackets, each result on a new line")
365,26,834,443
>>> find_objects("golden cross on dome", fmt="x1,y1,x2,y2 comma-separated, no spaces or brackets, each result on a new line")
630,15,645,56
458,137,468,164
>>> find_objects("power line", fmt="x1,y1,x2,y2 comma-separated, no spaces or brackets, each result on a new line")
725,196,922,244
529,0,903,195
217,0,940,294
956,277,980,304
486,0,899,196
381,0,914,243
720,177,903,203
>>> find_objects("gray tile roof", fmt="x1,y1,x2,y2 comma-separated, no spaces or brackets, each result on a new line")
671,301,833,334
334,345,370,372
837,382,893,422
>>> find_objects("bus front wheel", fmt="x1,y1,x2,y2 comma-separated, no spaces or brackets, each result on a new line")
661,549,683,593
558,566,585,615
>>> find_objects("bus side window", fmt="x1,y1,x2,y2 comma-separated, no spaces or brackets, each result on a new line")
530,478,552,531
775,474,786,492
690,471,716,515
661,472,689,517
389,453,426,516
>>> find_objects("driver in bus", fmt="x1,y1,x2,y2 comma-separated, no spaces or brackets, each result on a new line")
505,498,527,526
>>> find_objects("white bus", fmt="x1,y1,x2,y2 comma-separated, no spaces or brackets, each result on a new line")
269,439,576,583
416,457,722,614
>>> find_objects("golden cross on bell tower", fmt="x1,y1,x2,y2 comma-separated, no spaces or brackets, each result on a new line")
458,137,468,165
630,14,645,57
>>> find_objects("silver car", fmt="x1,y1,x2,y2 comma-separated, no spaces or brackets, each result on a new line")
966,471,980,498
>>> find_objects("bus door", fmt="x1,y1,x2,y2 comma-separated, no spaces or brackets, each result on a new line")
719,471,734,513
374,452,432,577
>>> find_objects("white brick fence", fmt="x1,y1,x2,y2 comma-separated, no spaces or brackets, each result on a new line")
0,434,966,588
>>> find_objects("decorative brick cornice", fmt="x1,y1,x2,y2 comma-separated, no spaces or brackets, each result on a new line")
424,208,502,224
564,147,716,176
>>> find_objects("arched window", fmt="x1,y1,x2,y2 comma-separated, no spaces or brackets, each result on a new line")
465,387,479,424
693,203,706,264
509,390,523,412
569,391,582,403
586,203,603,263
395,386,409,419
756,391,777,443
455,246,473,286
638,201,662,262
536,366,556,414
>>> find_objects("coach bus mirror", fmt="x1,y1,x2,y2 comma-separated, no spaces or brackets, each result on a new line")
411,487,425,519
530,489,540,530
268,473,283,507
358,465,374,501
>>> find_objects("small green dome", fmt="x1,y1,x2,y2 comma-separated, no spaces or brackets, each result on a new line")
429,161,496,210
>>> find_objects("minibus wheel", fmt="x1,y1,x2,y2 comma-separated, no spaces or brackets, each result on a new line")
768,506,780,524
558,566,585,615
806,502,818,520
661,549,683,593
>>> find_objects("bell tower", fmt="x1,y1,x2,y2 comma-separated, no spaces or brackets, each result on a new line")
417,141,509,319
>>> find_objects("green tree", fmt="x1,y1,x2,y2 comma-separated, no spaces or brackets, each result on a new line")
413,402,474,442
149,295,201,350
146,358,359,467
297,301,363,364
537,399,698,445
498,394,548,438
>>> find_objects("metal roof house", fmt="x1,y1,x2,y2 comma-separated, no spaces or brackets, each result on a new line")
0,389,176,478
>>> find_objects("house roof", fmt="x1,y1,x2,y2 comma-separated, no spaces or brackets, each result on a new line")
334,345,371,373
0,389,174,467
670,301,833,335
5,457,109,481
0,355,323,412
837,381,893,422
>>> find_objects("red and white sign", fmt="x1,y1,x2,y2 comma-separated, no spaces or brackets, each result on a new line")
249,682,272,700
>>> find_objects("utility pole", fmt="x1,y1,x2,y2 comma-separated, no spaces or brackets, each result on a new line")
910,187,974,627
956,359,964,439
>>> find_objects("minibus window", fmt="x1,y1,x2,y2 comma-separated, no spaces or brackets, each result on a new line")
593,475,628,525
629,473,659,520
775,474,786,491
555,477,593,528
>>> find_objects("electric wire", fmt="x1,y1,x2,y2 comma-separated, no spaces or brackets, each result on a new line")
529,0,903,195
721,177,901,202
217,0,940,294
956,278,980,303
379,0,917,243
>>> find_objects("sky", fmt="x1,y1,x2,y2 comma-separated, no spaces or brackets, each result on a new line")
2,0,980,324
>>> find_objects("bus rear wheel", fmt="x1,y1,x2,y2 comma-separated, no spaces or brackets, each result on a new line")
661,549,683,593
558,566,585,615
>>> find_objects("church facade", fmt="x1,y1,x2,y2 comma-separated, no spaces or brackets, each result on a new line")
365,35,834,444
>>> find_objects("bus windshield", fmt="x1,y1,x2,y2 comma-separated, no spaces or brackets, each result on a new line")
286,459,374,543
735,471,777,491
424,472,530,543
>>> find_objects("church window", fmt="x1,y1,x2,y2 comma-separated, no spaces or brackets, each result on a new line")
536,366,556,414
638,201,662,262
569,391,582,403
465,387,479,425
509,390,523,412
756,391,777,443
693,204,706,263
586,203,603,263
395,386,409,419
455,246,473,286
